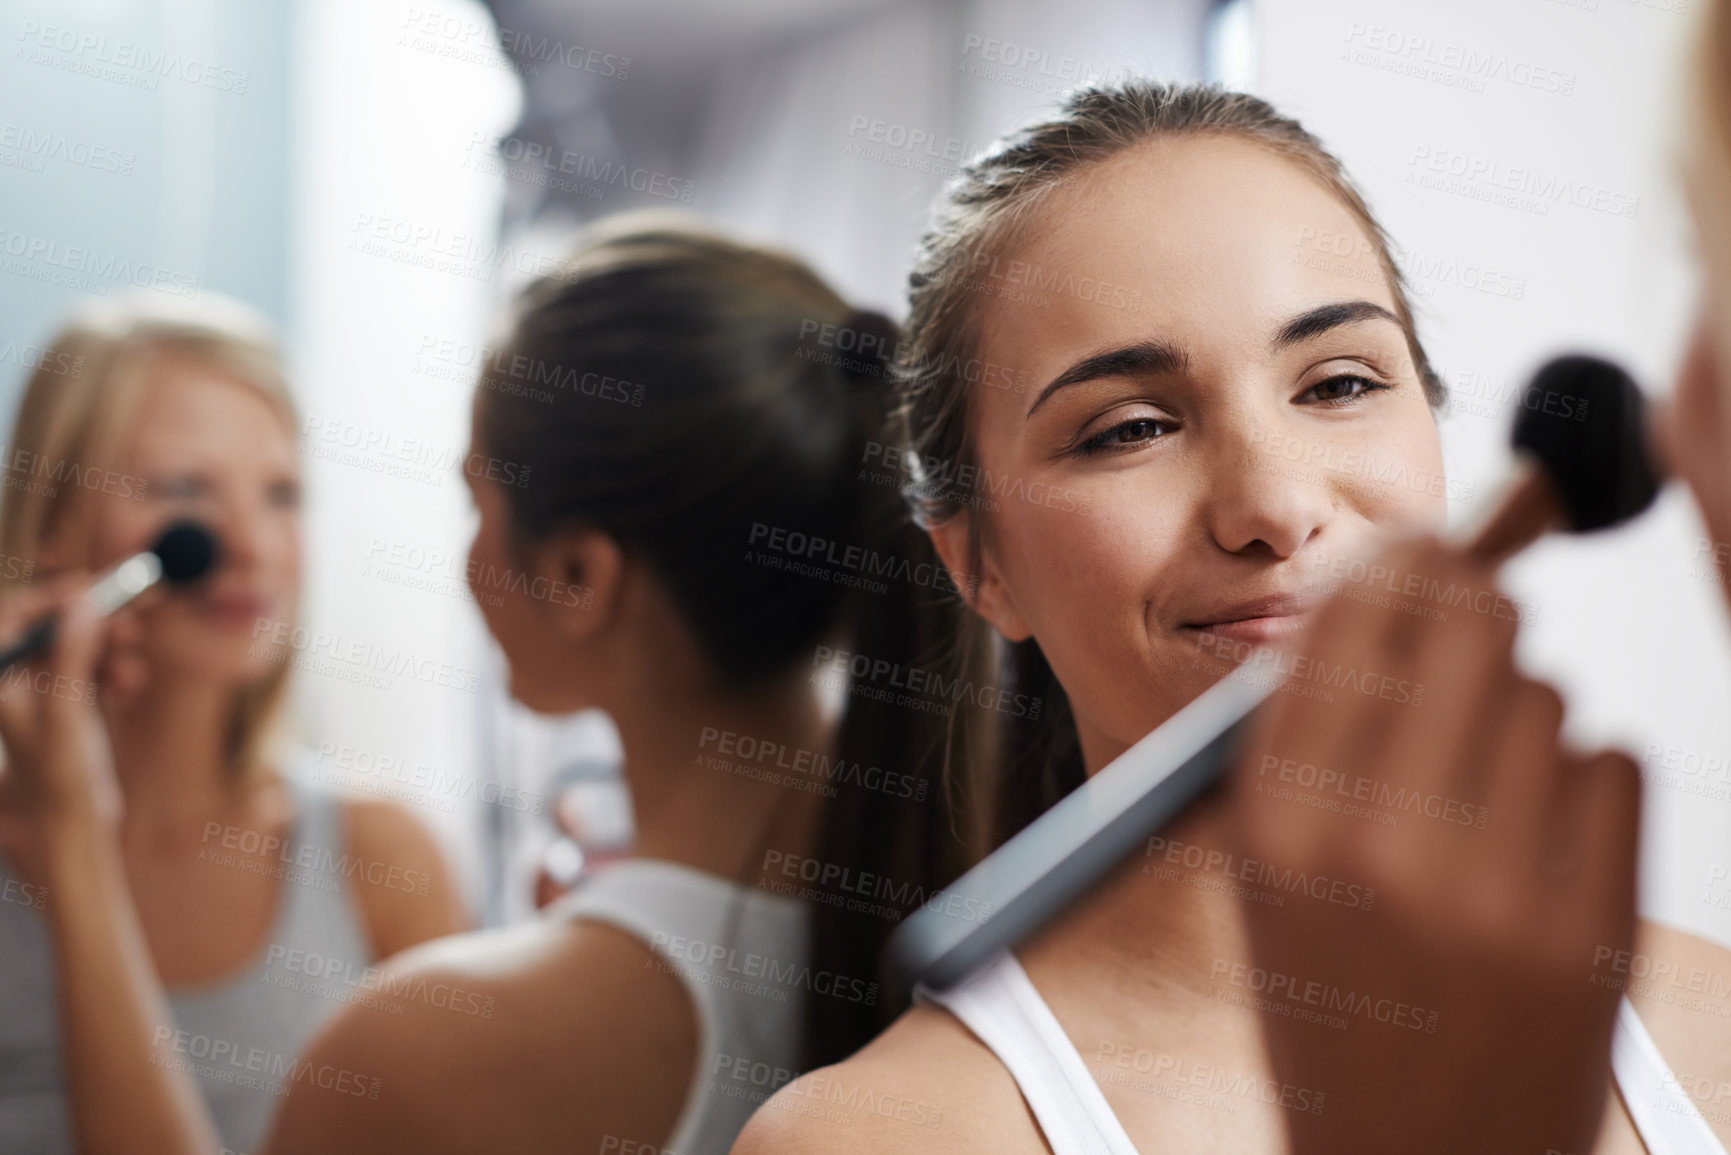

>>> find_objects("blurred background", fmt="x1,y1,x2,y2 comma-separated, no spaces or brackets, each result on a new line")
0,0,1721,946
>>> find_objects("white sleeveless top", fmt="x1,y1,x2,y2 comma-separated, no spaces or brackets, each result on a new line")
920,950,1729,1155
546,858,811,1155
0,768,375,1155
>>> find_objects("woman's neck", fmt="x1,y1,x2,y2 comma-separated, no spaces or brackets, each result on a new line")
105,673,250,842
608,662,832,885
1020,793,1259,1016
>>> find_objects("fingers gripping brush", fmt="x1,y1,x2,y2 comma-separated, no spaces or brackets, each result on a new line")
0,521,222,673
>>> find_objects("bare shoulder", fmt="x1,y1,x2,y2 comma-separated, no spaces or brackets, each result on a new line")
1627,916,1731,1011
732,1002,1042,1155
267,914,699,1155
338,793,466,954
1625,917,1731,1144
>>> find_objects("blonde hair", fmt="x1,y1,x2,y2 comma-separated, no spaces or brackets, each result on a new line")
0,291,300,781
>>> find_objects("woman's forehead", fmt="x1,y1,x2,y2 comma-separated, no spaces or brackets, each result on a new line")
969,141,1397,396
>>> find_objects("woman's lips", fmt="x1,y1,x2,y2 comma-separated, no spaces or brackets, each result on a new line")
1184,613,1310,647
1180,593,1319,648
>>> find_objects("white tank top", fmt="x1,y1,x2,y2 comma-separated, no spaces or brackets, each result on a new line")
547,858,812,1155
920,950,1728,1155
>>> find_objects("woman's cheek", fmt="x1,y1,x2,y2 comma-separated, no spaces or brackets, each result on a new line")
1670,330,1731,556
1343,425,1448,533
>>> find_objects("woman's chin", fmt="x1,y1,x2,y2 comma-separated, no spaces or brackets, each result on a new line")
506,674,577,716
147,642,285,689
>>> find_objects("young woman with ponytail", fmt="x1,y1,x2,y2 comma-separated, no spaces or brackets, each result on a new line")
737,80,1731,1155
0,215,967,1155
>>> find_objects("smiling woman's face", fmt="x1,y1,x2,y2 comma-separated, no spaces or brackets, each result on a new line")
934,135,1447,772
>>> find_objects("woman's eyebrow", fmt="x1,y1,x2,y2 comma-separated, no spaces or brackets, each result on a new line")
1274,300,1401,348
1025,339,1189,419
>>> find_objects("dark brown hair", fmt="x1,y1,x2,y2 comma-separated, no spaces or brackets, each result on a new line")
473,213,965,1069
894,81,1445,861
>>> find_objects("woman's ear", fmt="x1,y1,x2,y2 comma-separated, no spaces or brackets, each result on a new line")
525,527,623,643
926,511,1033,642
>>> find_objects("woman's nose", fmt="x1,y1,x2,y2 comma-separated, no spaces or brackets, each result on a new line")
1204,426,1334,558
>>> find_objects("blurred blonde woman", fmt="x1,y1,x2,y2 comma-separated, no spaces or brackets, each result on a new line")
0,293,464,1155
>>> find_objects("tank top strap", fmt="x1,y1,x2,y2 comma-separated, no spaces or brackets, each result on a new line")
283,765,342,856
553,857,762,949
1613,997,1729,1155
918,951,1140,1155
262,765,370,962
547,858,809,1155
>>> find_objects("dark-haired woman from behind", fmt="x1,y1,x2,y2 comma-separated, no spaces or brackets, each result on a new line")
0,216,963,1155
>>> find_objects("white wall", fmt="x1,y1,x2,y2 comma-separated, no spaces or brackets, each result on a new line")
1257,0,1731,943
287,0,527,915
682,0,1211,312
0,0,292,419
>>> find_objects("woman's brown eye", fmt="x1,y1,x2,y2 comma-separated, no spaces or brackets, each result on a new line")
1303,374,1388,405
1113,419,1157,442
1075,416,1175,457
